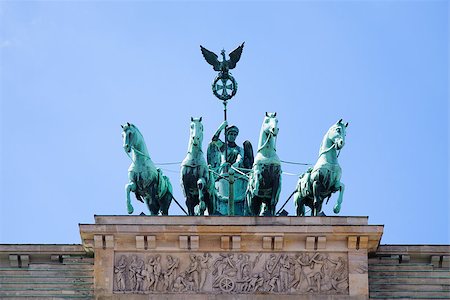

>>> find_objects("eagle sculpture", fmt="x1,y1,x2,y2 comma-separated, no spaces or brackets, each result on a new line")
200,42,245,74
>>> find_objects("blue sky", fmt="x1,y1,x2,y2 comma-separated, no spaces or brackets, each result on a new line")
0,1,448,245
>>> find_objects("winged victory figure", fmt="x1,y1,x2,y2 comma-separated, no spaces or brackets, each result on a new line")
200,42,245,75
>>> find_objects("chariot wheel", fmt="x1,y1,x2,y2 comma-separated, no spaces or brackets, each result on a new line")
212,73,237,101
219,276,235,292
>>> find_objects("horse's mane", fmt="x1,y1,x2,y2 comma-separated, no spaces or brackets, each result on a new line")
319,123,345,155
129,124,143,140
319,130,330,155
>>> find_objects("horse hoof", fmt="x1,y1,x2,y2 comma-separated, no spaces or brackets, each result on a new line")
333,206,341,214
127,205,134,214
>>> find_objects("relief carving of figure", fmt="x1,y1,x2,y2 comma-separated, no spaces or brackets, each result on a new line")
152,255,162,291
135,258,145,292
327,257,348,291
173,272,189,292
186,254,200,291
291,253,309,290
144,256,155,291
163,255,180,291
199,253,212,291
114,255,127,291
128,255,139,291
264,254,281,292
279,254,291,292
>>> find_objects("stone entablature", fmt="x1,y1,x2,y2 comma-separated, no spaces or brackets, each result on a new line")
79,216,383,299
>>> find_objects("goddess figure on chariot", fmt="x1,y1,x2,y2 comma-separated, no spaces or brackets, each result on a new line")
207,121,254,215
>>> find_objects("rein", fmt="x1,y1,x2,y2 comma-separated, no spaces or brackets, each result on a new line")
257,131,274,152
126,145,151,163
318,143,336,158
318,142,342,158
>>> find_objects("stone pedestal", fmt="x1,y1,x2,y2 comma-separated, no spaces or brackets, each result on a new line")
79,216,383,300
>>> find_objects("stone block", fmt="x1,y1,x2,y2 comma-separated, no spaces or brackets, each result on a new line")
442,256,450,268
274,236,283,250
105,235,114,249
51,255,61,261
349,273,369,296
221,236,230,250
348,249,368,274
136,236,145,249
348,236,357,249
359,236,368,249
431,255,440,267
191,235,199,250
179,236,188,249
401,254,410,263
317,236,326,249
147,235,156,249
20,255,29,267
232,236,241,250
94,235,103,249
263,236,272,249
9,254,19,267
306,236,315,250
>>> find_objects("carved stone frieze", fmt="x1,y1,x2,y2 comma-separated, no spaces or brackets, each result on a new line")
113,252,348,294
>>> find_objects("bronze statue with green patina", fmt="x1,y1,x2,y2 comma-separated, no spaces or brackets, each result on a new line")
181,117,216,215
122,123,173,215
207,121,254,216
200,43,244,101
246,113,282,216
293,119,348,216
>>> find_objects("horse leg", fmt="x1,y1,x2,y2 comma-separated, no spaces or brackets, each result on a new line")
206,191,215,215
197,179,206,216
125,182,136,214
333,182,345,214
146,198,160,216
250,196,261,216
185,196,194,216
270,173,282,216
294,193,306,216
312,181,323,216
159,193,171,215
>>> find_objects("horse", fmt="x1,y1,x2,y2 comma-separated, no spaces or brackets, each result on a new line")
122,122,173,215
294,119,348,216
181,117,215,215
246,112,281,216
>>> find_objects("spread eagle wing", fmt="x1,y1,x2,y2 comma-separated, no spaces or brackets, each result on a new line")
200,45,221,71
228,42,245,70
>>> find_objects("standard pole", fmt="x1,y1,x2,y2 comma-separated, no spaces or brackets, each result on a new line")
228,168,235,216
223,100,235,216
223,100,228,173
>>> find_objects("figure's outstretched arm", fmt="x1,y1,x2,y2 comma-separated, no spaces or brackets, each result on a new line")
212,120,228,141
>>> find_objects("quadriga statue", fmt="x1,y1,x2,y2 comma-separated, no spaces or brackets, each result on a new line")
294,119,348,216
246,112,281,216
121,123,173,215
181,117,215,215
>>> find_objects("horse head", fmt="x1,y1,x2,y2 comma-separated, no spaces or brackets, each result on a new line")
121,122,146,155
328,119,348,150
258,112,279,151
188,117,204,151
264,112,279,136
121,122,134,153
